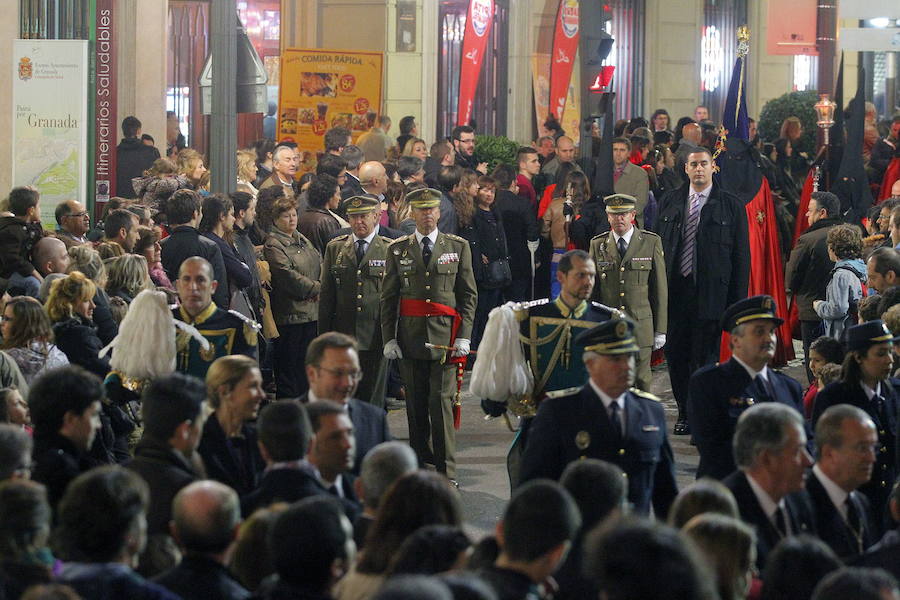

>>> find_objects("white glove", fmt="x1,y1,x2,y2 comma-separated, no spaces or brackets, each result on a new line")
527,239,540,253
384,339,403,360
452,338,471,357
653,333,667,350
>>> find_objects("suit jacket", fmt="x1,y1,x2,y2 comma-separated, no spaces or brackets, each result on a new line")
614,163,650,228
341,174,365,201
240,464,360,521
126,436,199,535
857,529,900,582
153,555,250,600
804,470,875,561
381,232,478,361
298,394,390,474
812,379,900,515
723,470,816,568
519,385,678,516
319,234,392,350
657,183,750,320
590,229,668,347
494,189,539,280
784,217,841,320
689,359,805,480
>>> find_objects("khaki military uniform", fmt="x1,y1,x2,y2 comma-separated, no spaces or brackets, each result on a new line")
319,233,392,407
381,232,477,478
590,229,668,390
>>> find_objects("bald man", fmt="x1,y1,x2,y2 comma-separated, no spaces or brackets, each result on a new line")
154,480,250,600
32,236,70,278
675,122,703,179
892,179,900,200
542,135,582,183
359,161,388,200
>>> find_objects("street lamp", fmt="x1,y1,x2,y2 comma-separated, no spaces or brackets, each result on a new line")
814,93,836,145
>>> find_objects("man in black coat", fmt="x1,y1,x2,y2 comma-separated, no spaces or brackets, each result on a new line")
657,147,750,434
116,116,160,198
29,366,104,511
784,191,843,381
300,333,390,474
126,374,204,538
161,190,229,309
805,404,878,561
240,401,358,520
519,317,678,517
154,481,250,600
689,296,805,480
723,403,816,569
492,164,539,301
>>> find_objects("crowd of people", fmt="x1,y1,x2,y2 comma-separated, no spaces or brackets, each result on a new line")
0,101,894,600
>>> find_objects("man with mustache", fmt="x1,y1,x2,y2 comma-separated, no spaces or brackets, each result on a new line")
688,295,805,480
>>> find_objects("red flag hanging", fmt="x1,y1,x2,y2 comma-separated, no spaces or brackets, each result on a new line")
457,0,494,127
548,0,580,121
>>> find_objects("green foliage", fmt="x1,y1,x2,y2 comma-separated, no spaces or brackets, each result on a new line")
758,90,819,156
474,135,520,173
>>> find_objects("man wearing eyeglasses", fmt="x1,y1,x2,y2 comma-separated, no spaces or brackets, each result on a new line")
54,200,90,249
301,332,390,475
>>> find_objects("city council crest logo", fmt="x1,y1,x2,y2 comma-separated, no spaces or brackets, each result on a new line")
18,57,33,81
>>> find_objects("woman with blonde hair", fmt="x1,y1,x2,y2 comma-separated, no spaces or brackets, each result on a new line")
177,149,208,190
45,272,109,379
683,513,756,600
401,137,428,161
236,149,259,197
0,296,69,384
198,355,265,495
105,254,152,304
66,245,117,345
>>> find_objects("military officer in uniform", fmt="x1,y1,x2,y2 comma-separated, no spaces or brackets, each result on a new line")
381,188,478,482
319,194,392,407
475,249,614,486
173,256,258,379
518,316,678,516
688,295,805,480
589,193,667,391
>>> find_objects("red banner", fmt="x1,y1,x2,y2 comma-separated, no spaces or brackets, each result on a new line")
94,0,117,202
548,0,580,121
457,0,494,127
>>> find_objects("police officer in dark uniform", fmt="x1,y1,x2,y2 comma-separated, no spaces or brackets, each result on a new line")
689,295,804,480
812,320,900,523
172,256,258,379
518,316,678,516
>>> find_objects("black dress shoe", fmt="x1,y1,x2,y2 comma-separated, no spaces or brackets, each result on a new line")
673,418,690,436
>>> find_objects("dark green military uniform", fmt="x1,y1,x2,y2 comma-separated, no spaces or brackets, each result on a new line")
590,194,668,391
319,195,392,407
381,189,477,479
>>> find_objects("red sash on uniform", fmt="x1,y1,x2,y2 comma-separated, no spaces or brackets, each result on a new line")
399,298,465,429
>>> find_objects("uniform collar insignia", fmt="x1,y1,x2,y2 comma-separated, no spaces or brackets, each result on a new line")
179,302,217,326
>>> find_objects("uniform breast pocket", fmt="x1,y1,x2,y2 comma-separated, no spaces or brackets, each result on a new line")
628,260,651,284
436,261,459,290
399,264,416,288
367,266,385,281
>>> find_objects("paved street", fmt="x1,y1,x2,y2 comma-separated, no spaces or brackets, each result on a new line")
385,343,808,538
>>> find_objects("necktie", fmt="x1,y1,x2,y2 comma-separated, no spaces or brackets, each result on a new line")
679,194,701,277
773,506,787,537
617,236,628,258
846,495,864,553
609,401,623,441
757,374,777,400
422,236,433,265
356,239,366,264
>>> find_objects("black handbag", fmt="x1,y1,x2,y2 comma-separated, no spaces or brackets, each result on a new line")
483,258,512,289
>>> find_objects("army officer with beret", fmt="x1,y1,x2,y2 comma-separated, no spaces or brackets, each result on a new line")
518,316,677,516
381,188,477,483
589,193,667,391
319,194,393,407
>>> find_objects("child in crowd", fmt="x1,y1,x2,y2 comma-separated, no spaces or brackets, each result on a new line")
0,187,44,297
803,336,844,419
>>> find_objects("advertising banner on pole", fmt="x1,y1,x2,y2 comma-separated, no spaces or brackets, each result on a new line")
456,0,494,127
531,54,581,147
94,0,117,202
277,48,383,173
12,39,89,228
548,0,580,122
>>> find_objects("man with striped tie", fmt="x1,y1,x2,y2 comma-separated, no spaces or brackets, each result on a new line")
656,147,750,435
